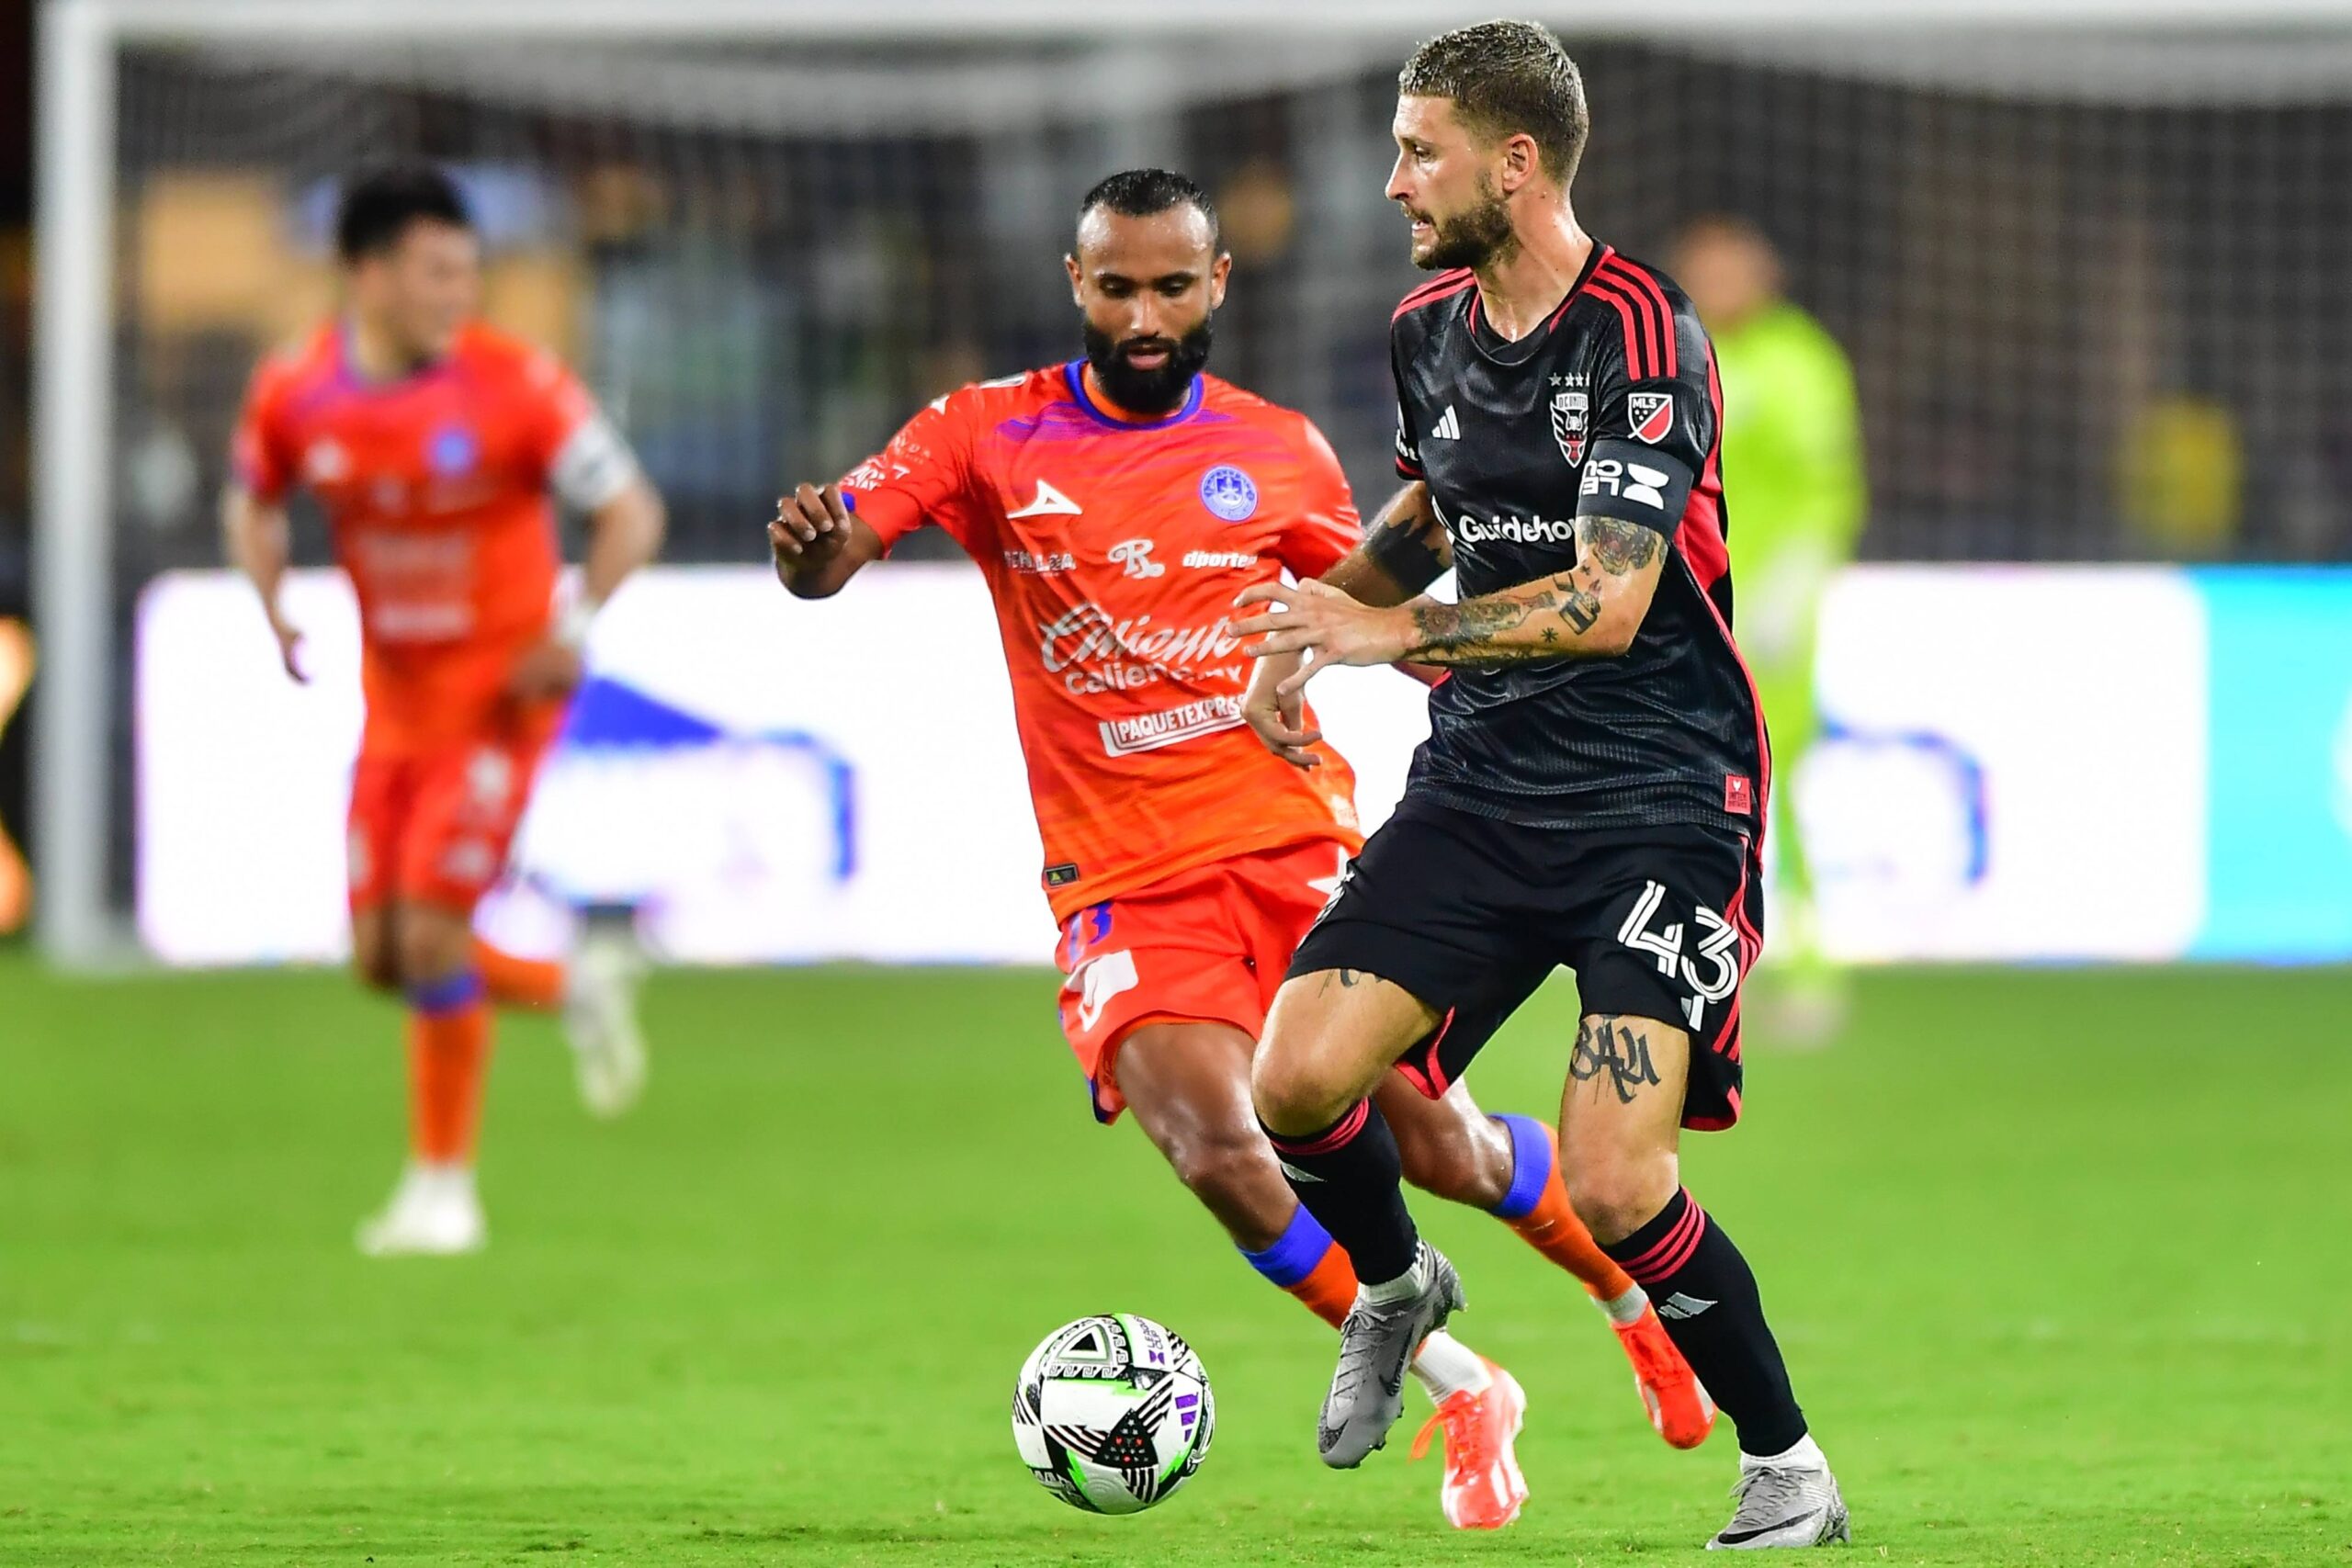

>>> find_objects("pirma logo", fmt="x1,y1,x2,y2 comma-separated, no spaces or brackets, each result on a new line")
1070,948,1140,1031
1199,465,1259,522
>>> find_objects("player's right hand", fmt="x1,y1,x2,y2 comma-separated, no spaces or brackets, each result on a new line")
267,612,309,684
1243,649,1322,769
767,482,852,579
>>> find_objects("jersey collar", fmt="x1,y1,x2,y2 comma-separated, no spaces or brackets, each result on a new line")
1466,242,1611,363
1063,359,1204,431
334,321,459,394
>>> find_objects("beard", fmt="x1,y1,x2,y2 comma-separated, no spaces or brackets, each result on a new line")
1411,175,1518,271
1082,316,1215,414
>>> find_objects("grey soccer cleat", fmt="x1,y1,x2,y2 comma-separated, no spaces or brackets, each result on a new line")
1707,1450,1850,1549
1317,1242,1464,1469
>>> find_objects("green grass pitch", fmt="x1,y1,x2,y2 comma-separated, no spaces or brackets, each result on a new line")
2,953,2346,1565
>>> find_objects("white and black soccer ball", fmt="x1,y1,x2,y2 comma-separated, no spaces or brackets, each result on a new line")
1012,1313,1214,1515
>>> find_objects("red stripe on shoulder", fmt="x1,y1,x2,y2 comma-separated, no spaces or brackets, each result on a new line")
1597,256,1676,379
1393,270,1476,321
1584,276,1654,378
1397,266,1473,306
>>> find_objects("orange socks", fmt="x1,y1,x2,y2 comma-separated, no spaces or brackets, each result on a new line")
1241,1118,1642,1330
406,974,491,1165
400,946,560,1169
1240,1206,1361,1328
472,940,564,1012
1284,1243,1361,1328
1490,1113,1640,1303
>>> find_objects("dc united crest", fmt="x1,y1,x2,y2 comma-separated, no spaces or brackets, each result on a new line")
1550,389,1589,465
1199,465,1258,522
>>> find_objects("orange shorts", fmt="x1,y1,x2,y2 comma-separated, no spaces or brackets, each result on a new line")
1055,836,1357,1123
346,719,557,916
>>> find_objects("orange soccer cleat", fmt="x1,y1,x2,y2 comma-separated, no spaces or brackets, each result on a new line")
1616,1305,1716,1450
1409,1359,1530,1529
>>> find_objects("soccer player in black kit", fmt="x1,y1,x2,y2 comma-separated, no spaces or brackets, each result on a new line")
1231,20,1849,1550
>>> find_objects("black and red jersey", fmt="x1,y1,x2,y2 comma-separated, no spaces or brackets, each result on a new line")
1389,243,1769,836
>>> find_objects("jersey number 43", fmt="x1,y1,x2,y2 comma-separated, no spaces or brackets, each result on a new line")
1615,881,1740,1032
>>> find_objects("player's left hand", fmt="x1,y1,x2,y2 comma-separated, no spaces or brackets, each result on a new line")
1242,649,1323,769
1233,580,1411,697
507,637,585,702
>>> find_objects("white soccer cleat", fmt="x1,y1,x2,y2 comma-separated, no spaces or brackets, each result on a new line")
355,1165,486,1258
1706,1438,1850,1550
563,936,648,1119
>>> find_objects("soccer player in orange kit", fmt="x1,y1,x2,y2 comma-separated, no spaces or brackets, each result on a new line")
768,171,1711,1529
224,166,665,1257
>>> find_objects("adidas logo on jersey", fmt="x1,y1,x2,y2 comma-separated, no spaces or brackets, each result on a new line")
1430,405,1463,441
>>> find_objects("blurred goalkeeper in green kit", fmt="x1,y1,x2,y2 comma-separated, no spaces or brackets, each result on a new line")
1670,217,1864,1042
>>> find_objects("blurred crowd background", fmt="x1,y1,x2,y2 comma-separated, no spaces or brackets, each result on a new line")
13,15,2352,946
89,32,2352,575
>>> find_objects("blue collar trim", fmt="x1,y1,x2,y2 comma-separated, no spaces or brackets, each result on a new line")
1063,359,1204,430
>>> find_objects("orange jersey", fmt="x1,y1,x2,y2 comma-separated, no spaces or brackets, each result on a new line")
232,321,607,754
840,362,1367,921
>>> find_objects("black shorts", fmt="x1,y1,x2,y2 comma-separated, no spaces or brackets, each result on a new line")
1288,796,1762,1131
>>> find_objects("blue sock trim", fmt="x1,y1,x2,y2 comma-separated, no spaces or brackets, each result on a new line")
1489,1112,1554,1219
407,971,484,1018
1239,1205,1336,1289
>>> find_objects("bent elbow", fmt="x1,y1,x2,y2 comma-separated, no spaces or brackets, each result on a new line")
1592,613,1642,658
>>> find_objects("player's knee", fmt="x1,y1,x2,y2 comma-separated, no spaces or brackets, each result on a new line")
1561,1148,1677,1246
349,916,400,993
1160,1124,1284,1230
353,947,401,994
1249,1049,1352,1139
392,910,472,989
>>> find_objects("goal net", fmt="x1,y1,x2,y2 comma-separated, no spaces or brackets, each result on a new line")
38,2,2352,962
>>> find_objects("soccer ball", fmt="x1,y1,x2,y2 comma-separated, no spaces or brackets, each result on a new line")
1012,1313,1215,1515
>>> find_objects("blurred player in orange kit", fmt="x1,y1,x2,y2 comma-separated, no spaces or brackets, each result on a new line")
223,166,666,1257
769,170,1711,1529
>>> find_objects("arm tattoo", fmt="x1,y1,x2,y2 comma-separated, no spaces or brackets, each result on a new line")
1389,513,1658,667
1404,570,1600,663
1363,512,1449,594
1557,572,1602,633
1406,593,1537,654
1578,515,1663,576
1569,1016,1662,1104
1331,486,1452,606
